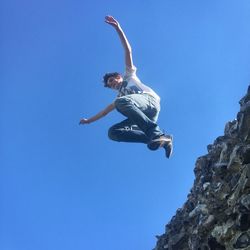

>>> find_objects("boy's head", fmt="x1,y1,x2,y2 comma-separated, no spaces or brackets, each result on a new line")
103,72,123,89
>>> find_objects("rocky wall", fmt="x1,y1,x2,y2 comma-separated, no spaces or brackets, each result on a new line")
154,86,250,250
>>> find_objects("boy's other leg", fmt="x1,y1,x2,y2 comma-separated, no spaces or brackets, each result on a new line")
114,95,162,140
114,94,173,157
108,119,149,143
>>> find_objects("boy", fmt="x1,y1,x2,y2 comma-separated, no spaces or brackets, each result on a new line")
79,16,173,158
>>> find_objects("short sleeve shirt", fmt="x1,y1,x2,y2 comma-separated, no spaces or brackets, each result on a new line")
117,66,160,102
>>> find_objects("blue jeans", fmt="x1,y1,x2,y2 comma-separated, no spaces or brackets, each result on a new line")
108,93,163,144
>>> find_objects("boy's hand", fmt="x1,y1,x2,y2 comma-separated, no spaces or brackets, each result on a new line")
79,118,90,125
105,16,120,29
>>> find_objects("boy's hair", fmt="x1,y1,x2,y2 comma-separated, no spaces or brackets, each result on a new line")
103,72,121,87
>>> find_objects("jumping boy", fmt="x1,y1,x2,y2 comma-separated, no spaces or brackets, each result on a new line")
79,16,173,158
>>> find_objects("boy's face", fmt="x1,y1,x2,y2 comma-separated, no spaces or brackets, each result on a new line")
107,75,123,90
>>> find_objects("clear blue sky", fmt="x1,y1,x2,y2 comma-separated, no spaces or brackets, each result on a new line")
1,1,249,250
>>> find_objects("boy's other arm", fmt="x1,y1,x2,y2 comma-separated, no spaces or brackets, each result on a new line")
79,103,115,125
105,15,133,69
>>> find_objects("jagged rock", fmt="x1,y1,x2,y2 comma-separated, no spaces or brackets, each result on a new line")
207,237,226,250
233,231,250,249
224,119,238,138
242,146,250,164
240,194,250,211
189,204,208,218
203,182,210,191
238,104,250,142
236,213,250,231
202,215,215,230
211,220,235,243
227,144,244,172
154,86,250,250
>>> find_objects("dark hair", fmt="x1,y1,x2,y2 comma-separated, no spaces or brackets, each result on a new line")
103,72,121,87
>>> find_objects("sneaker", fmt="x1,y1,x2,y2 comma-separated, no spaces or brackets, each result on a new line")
147,135,173,158
163,136,173,158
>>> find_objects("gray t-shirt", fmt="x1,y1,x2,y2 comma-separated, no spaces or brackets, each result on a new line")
117,66,160,102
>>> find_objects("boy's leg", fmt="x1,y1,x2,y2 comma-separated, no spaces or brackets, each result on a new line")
114,94,162,140
114,94,173,157
108,119,149,143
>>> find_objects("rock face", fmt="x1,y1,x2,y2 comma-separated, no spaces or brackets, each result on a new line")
154,86,250,250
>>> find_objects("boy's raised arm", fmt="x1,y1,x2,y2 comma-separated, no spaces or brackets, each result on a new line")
105,15,134,69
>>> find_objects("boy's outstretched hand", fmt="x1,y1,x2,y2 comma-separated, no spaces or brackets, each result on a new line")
79,118,90,125
105,16,120,29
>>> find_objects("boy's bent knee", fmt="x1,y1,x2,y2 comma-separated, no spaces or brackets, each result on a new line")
108,126,120,142
114,96,133,110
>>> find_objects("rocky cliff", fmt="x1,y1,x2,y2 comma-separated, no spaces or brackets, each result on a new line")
154,86,250,250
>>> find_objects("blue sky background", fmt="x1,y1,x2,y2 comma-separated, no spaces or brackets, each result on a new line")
1,0,250,250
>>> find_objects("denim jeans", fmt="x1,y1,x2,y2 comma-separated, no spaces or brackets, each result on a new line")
108,93,163,144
